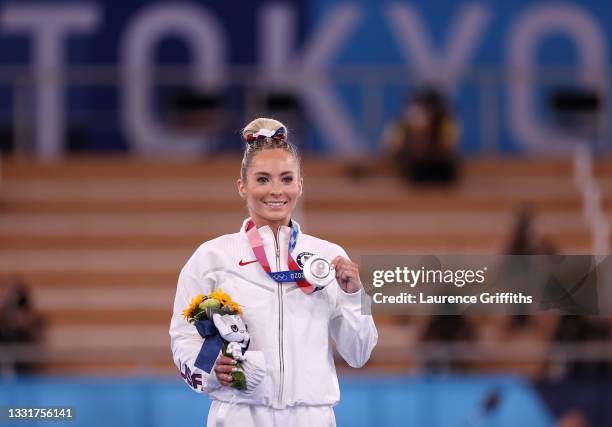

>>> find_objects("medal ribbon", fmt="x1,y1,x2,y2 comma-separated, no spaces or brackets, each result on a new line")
245,219,318,294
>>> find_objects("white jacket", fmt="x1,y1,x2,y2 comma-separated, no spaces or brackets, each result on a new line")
169,219,378,409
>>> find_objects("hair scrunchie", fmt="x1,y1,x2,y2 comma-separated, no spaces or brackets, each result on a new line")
245,127,286,143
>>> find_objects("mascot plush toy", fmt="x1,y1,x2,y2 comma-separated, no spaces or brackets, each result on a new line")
212,313,250,361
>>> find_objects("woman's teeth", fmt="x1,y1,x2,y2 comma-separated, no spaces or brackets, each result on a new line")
265,201,286,207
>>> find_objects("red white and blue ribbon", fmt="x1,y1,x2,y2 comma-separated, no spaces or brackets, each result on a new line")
245,219,319,294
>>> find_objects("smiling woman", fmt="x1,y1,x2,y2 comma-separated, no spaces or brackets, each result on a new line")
169,117,378,427
237,121,303,232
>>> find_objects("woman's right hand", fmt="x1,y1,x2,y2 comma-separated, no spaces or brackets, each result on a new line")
213,355,237,387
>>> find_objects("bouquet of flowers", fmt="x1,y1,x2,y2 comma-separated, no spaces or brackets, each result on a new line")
182,289,248,390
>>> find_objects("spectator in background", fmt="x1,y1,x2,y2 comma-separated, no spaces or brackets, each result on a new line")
503,205,559,320
381,87,460,185
0,278,46,375
506,206,539,255
501,207,607,380
505,206,559,256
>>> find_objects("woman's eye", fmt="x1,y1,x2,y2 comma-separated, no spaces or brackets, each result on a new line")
282,176,294,183
257,176,269,183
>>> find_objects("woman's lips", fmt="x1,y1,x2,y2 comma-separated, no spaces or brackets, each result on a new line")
264,201,288,208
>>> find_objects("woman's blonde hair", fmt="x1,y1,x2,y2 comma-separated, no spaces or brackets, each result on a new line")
240,117,301,181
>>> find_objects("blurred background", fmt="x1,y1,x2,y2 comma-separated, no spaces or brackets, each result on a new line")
0,0,611,425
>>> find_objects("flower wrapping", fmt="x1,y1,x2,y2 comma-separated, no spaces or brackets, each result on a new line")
182,289,248,390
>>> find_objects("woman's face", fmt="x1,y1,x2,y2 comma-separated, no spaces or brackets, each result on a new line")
237,148,302,230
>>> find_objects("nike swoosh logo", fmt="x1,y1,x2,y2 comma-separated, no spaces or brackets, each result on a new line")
239,259,258,266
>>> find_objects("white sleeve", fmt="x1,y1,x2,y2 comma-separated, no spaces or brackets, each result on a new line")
169,256,221,394
328,248,378,368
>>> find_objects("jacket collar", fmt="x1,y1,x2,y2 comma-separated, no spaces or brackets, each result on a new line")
239,217,301,239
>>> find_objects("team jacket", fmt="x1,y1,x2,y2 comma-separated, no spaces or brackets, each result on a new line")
169,218,378,409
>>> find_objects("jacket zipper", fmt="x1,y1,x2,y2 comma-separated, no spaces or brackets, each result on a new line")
274,227,285,407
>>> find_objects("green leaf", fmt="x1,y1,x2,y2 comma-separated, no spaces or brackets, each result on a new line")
192,311,206,321
231,371,247,391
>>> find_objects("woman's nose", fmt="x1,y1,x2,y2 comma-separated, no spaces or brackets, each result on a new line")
269,183,283,195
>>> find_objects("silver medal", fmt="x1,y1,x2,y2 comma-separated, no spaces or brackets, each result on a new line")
303,255,335,288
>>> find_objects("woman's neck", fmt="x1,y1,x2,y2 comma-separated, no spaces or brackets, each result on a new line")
251,217,290,235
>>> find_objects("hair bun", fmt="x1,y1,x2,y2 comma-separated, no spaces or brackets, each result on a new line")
242,117,288,143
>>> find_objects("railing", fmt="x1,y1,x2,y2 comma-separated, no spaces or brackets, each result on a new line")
573,143,611,254
0,65,610,156
1,341,611,378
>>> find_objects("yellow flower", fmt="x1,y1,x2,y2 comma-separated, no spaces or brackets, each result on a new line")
230,302,243,315
182,294,204,319
208,288,242,314
209,289,223,300
210,289,231,305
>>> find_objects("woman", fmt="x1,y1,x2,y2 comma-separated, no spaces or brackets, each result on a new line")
170,118,378,427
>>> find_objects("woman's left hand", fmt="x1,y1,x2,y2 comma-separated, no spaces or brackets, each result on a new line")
331,256,362,294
